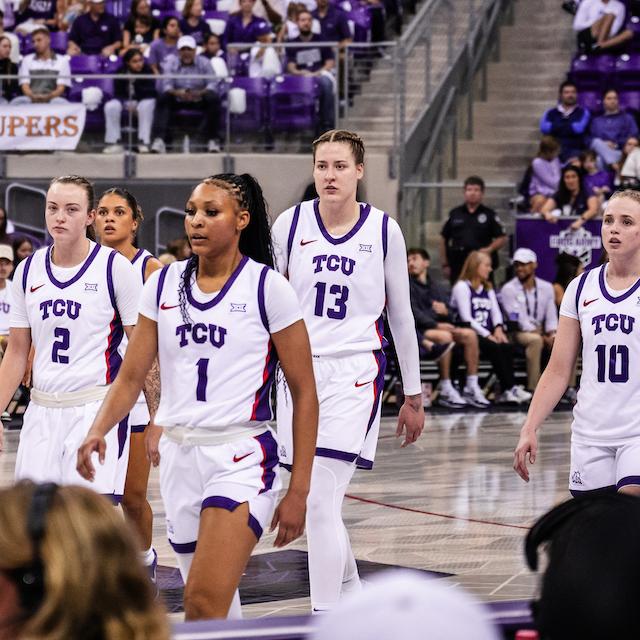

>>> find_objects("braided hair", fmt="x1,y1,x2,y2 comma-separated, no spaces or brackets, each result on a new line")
178,173,274,324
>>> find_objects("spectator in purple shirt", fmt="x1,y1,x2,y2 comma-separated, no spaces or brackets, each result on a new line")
179,0,211,46
529,135,562,213
581,149,614,200
286,9,335,133
589,88,639,169
148,15,180,74
14,0,59,33
225,0,272,75
312,0,351,46
67,0,122,56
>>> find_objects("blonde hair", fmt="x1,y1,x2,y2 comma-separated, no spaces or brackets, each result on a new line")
458,250,493,289
312,129,365,165
0,482,170,640
609,189,640,208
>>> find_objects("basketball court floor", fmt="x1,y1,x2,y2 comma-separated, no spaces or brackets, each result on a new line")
0,410,573,618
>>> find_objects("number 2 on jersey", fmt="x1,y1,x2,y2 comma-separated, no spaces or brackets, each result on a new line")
595,344,629,383
52,327,70,364
314,282,349,319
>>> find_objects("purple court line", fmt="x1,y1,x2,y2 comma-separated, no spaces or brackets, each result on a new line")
345,494,531,531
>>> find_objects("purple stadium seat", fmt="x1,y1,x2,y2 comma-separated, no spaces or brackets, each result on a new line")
269,75,319,132
569,54,616,92
619,90,640,111
615,53,640,91
226,76,269,133
204,9,229,35
68,76,115,131
70,54,103,75
577,90,602,113
627,17,640,52
102,56,122,75
203,0,218,10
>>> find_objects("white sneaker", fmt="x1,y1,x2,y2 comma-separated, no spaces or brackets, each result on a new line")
151,138,166,154
437,385,467,408
1,411,10,422
207,139,221,153
137,143,150,153
496,388,520,404
103,143,124,154
511,385,532,403
462,384,491,408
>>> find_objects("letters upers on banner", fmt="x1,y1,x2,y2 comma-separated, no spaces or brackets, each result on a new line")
0,103,86,151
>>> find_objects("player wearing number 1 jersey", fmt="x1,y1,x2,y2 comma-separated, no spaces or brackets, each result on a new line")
271,129,424,613
0,176,140,501
515,189,640,497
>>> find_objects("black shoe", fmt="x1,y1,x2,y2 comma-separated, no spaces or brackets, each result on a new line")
562,0,577,15
424,342,454,362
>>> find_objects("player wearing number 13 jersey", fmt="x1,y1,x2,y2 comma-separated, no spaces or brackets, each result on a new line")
271,130,424,613
515,190,640,498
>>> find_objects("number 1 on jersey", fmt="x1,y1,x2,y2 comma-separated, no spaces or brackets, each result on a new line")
196,357,209,401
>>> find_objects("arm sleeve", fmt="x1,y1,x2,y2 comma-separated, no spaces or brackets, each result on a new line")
58,57,71,87
440,216,451,239
17,58,29,86
608,3,625,35
9,260,29,328
540,109,553,134
264,270,303,334
270,206,296,275
112,253,143,326
543,283,559,332
571,108,590,134
451,281,490,337
573,0,594,31
490,211,505,238
559,275,580,320
489,289,504,328
138,268,162,322
384,218,421,396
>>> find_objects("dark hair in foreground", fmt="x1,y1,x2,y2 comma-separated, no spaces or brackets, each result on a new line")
179,173,273,323
553,252,583,290
526,493,640,640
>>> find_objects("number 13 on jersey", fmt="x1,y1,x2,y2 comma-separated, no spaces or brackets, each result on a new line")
314,282,349,320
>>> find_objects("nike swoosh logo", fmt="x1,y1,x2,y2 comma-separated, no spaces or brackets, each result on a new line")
30,284,45,292
233,452,254,463
355,380,373,388
300,239,317,246
160,302,179,310
583,298,599,307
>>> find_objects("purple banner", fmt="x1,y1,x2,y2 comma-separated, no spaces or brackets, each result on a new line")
515,216,603,281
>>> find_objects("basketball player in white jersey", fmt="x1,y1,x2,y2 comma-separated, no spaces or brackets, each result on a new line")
0,176,140,502
271,129,424,613
515,189,640,497
77,173,318,620
95,187,163,579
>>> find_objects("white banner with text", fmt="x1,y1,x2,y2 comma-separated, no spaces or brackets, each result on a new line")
0,103,86,151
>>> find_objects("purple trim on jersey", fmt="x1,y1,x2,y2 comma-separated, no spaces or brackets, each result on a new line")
251,341,277,421
315,447,358,463
279,462,293,472
286,203,302,261
156,264,170,308
364,349,386,440
618,476,640,489
131,247,145,264
104,312,124,383
21,253,35,292
117,416,128,459
141,255,152,283
598,264,640,303
574,269,590,311
355,456,373,470
106,250,118,309
201,496,264,540
570,485,616,498
257,265,270,331
382,214,389,259
254,430,278,494
130,423,147,434
45,242,101,289
186,255,249,311
375,314,389,349
103,493,124,505
169,539,197,554
313,199,372,245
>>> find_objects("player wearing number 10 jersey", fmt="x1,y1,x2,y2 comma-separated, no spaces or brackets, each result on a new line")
515,189,640,498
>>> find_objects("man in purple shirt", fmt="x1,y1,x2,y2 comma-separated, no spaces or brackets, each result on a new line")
67,0,122,56
151,35,222,153
312,0,351,45
286,10,335,133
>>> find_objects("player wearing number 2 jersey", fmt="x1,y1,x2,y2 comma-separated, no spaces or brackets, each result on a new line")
78,173,318,621
271,130,424,613
515,189,640,497
0,176,140,501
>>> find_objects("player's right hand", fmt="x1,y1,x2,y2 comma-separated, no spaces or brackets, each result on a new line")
513,428,538,482
76,436,107,481
145,423,163,467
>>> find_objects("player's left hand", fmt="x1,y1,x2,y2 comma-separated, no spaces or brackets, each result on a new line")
270,490,307,547
396,394,424,447
145,423,163,467
76,435,107,481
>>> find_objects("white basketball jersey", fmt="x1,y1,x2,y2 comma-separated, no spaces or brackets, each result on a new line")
564,264,640,444
276,199,389,356
19,243,128,394
148,257,280,432
0,282,12,335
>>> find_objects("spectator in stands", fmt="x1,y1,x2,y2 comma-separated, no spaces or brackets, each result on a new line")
225,0,273,75
541,81,590,163
157,252,177,265
589,88,638,169
103,48,156,154
553,251,584,307
312,0,351,46
573,0,632,52
151,35,222,154
450,251,531,404
0,245,12,367
500,248,558,393
12,26,70,105
179,0,211,46
11,235,34,267
166,236,192,260
67,0,122,56
440,175,507,285
0,36,18,104
58,0,85,30
529,136,562,213
14,0,59,34
228,0,284,27
541,164,600,230
0,208,11,245
407,248,488,409
122,0,160,54
200,33,229,76
620,136,640,185
276,2,303,42
148,16,180,74
286,9,335,134
581,149,613,201
0,482,170,640
0,12,21,63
